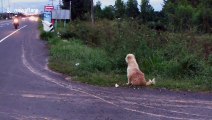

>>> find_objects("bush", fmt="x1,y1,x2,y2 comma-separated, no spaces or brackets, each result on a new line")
40,31,54,41
59,29,77,39
54,20,211,77
179,55,204,76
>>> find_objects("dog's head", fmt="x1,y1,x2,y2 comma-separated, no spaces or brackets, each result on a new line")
125,54,135,63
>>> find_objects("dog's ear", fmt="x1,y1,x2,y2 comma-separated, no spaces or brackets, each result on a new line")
125,55,129,63
126,54,130,62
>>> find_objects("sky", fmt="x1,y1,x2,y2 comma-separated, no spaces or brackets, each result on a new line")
1,0,164,13
94,0,164,11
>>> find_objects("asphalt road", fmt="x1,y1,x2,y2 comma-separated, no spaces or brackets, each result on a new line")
0,19,212,120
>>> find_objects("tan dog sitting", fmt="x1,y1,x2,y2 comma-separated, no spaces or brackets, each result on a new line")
125,54,155,86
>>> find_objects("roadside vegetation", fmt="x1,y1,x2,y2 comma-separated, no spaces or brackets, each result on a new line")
40,0,211,91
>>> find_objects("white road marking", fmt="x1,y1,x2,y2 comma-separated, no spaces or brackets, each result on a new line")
0,23,12,28
0,25,27,43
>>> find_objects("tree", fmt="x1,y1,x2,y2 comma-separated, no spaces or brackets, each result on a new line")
126,0,139,18
162,0,177,31
91,0,94,24
162,0,211,32
94,1,103,19
102,5,115,20
176,4,194,30
193,0,212,32
114,0,126,18
61,0,70,9
61,0,91,20
162,0,193,31
140,0,154,23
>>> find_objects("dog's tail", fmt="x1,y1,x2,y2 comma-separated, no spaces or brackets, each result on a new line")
146,78,156,86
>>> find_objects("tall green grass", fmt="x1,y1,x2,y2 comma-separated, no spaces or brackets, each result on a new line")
41,20,212,91
48,39,126,86
49,39,111,74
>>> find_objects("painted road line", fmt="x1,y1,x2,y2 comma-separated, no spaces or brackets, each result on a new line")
0,25,27,43
0,23,10,27
0,23,11,27
0,20,12,24
0,20,12,26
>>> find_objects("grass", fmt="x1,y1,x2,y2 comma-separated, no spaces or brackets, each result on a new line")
153,77,212,92
47,39,127,87
77,73,126,87
40,20,212,92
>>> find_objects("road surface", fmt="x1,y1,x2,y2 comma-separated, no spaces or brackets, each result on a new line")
0,19,211,120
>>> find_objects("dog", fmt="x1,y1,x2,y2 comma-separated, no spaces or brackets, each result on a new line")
125,54,155,86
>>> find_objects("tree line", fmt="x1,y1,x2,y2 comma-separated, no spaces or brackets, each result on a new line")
61,0,211,33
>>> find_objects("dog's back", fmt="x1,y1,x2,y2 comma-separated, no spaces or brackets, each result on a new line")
129,68,146,86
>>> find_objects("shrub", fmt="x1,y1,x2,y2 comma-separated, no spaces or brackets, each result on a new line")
49,39,112,76
40,31,54,41
59,29,77,39
179,55,204,76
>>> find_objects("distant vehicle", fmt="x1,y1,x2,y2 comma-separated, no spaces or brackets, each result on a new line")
13,15,19,29
29,16,39,21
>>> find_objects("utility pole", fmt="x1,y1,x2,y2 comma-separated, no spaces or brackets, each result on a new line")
7,0,10,18
91,0,94,25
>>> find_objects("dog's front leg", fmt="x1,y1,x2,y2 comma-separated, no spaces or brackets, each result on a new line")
126,77,130,85
126,70,131,85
